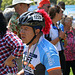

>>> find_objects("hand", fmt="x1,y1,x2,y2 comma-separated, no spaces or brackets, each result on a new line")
22,61,35,70
4,55,15,68
17,69,24,75
59,31,65,39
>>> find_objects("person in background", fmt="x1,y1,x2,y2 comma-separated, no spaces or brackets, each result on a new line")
61,16,75,75
58,1,65,11
3,8,15,23
38,0,51,13
48,5,67,75
7,0,33,71
0,11,24,75
17,9,62,75
7,0,33,37
57,1,66,31
57,3,67,75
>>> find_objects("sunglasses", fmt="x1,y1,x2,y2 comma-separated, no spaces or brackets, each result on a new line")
62,11,63,13
47,6,51,8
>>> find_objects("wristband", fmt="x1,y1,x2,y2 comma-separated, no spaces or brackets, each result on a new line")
59,37,62,40
59,37,64,42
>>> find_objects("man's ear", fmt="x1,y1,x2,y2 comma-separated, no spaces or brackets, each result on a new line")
56,13,58,17
35,29,40,35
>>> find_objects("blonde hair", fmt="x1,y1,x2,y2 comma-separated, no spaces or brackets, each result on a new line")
61,15,73,26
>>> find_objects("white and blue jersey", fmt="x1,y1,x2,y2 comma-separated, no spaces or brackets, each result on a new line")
23,36,61,75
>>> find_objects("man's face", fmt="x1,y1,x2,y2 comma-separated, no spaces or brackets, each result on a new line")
42,4,50,13
14,4,19,13
20,25,35,44
57,9,63,20
14,3,30,15
65,18,72,29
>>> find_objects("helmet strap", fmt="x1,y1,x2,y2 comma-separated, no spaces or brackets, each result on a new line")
26,35,36,45
26,27,39,45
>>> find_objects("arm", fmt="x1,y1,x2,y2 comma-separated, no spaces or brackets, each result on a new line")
63,38,67,48
50,31,65,45
4,32,24,67
7,19,12,31
43,43,62,75
17,69,24,75
7,33,24,58
4,55,15,67
50,37,60,45
48,69,62,75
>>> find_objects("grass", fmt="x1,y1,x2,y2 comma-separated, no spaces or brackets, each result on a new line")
70,67,73,75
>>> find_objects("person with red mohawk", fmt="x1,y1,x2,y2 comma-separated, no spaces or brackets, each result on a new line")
38,0,51,13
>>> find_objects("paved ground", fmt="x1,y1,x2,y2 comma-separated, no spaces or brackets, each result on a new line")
15,56,23,72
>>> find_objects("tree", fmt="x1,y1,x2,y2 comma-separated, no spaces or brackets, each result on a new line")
57,0,75,5
1,0,12,11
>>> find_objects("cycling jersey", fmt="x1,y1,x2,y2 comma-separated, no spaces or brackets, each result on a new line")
23,36,61,75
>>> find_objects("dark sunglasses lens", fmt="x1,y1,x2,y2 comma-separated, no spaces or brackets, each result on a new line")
62,11,63,13
47,6,50,8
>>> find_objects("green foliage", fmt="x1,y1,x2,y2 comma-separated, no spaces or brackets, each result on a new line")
31,0,36,5
70,67,73,75
1,0,12,11
57,0,75,5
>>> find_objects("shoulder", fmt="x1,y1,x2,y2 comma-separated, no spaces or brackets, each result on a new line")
50,24,54,33
10,12,19,20
38,38,57,53
6,30,16,36
6,30,21,41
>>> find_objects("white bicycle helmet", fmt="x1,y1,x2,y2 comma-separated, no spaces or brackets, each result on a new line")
18,11,45,28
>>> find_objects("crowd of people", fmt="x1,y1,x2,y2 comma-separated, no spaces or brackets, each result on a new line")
0,0,75,75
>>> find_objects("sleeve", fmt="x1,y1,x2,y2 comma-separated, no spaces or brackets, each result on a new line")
7,33,24,58
43,49,61,72
59,23,64,32
50,27,52,40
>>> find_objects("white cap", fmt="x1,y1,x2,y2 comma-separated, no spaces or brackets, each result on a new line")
7,0,33,8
